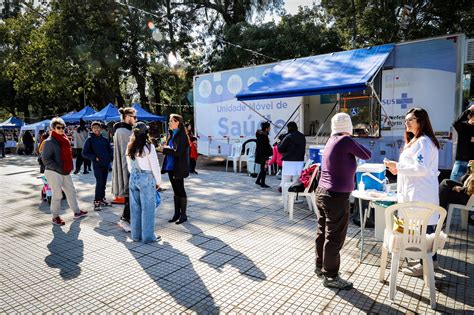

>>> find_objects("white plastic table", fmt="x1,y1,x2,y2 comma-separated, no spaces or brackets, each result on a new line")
351,189,398,262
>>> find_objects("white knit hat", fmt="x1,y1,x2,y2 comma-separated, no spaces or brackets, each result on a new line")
331,113,353,136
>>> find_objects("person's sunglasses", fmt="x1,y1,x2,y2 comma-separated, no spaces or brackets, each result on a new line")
404,117,418,123
129,115,137,119
55,126,65,130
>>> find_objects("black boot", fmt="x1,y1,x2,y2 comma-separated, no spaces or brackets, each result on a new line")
168,196,180,223
176,197,188,224
259,171,269,188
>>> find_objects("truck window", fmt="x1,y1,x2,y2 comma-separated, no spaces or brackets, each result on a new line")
342,93,381,138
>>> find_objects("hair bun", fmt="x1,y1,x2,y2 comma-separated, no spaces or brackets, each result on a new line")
118,108,125,114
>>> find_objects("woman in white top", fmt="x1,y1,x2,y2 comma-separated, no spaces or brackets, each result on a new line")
126,122,162,243
384,107,441,276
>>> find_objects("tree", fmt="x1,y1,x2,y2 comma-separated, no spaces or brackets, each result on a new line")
320,0,474,48
205,6,343,70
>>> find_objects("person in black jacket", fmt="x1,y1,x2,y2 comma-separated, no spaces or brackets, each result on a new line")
450,103,474,182
161,114,190,224
277,121,306,192
22,130,34,155
82,121,114,211
255,122,273,188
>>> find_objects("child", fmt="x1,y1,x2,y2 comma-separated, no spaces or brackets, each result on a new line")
126,122,162,243
82,121,113,211
189,136,198,175
268,136,283,176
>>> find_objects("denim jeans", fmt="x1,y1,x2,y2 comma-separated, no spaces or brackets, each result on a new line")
129,170,157,243
93,166,108,201
450,160,468,182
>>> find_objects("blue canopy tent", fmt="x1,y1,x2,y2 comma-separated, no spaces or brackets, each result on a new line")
83,103,120,122
132,103,166,122
61,106,97,123
0,117,25,129
236,44,395,101
60,111,76,121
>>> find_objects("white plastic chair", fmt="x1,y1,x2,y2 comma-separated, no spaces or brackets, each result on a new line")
445,195,474,234
225,142,243,173
286,165,319,220
240,142,256,173
379,202,447,310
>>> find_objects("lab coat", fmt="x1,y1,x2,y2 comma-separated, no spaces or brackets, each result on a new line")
396,135,440,225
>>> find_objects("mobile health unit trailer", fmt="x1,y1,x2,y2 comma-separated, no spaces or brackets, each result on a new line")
194,34,470,170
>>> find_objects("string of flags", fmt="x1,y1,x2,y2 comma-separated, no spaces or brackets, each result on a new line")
149,102,193,108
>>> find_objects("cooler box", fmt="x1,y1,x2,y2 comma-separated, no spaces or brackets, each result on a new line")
309,145,324,163
356,163,386,191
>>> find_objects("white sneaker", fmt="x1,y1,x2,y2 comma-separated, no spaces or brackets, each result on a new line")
118,219,131,232
402,261,439,277
406,259,439,269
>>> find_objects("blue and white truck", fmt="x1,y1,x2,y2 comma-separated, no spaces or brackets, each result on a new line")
193,34,472,170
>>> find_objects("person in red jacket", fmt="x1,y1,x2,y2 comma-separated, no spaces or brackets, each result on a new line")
189,136,198,175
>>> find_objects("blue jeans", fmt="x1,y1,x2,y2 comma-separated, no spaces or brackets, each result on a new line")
450,160,468,182
129,170,157,243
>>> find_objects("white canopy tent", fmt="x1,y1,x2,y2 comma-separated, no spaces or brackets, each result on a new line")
20,119,51,151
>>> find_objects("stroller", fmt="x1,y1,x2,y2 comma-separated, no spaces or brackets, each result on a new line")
38,175,52,204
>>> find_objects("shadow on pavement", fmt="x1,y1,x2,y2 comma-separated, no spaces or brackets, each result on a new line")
94,214,220,313
184,222,267,281
45,220,83,280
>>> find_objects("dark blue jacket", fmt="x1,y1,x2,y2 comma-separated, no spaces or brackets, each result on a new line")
278,130,306,161
82,133,113,169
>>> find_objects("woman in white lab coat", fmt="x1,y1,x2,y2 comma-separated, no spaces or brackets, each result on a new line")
384,107,441,277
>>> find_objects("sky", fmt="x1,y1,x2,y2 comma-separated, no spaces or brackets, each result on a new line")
261,0,317,23
284,0,317,15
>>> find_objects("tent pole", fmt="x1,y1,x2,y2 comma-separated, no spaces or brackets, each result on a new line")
240,101,278,128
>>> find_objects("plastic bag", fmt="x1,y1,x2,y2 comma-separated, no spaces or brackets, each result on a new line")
155,191,161,207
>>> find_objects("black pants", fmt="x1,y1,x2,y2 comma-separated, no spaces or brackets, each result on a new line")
93,167,108,201
0,143,5,157
315,187,350,278
121,197,130,222
439,179,469,210
190,159,197,173
25,144,34,155
75,149,86,172
168,171,186,198
255,162,267,185
84,158,91,171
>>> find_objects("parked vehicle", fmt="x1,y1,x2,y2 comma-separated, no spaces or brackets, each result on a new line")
194,34,472,170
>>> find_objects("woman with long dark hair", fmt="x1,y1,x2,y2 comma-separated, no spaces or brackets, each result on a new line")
162,114,190,224
126,122,162,243
384,107,441,277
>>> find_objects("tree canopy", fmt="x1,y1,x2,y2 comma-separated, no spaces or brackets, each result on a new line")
0,0,471,122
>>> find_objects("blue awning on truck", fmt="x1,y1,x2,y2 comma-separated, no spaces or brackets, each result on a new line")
236,44,395,101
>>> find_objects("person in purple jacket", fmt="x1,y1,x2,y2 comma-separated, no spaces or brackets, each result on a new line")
314,112,371,290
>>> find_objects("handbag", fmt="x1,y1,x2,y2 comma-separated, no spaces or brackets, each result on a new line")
392,215,416,235
392,215,404,233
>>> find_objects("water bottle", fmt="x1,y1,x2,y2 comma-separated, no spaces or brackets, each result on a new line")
359,179,365,192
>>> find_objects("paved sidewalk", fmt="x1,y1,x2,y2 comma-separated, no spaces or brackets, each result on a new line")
1,156,473,313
